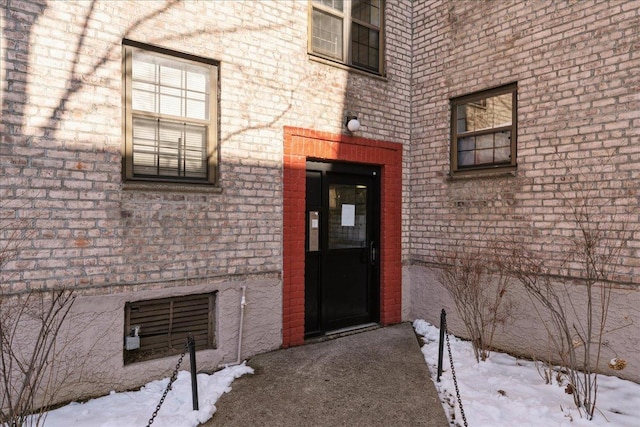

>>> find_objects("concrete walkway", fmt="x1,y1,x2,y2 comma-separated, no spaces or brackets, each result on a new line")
202,322,450,426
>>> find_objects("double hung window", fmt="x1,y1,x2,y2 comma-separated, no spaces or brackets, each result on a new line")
123,41,219,184
450,83,517,175
309,0,384,73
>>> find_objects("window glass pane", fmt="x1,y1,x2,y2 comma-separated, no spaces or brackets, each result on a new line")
159,65,182,89
457,136,475,152
132,49,209,120
132,81,157,113
371,0,380,26
157,121,182,176
351,23,379,71
328,184,367,249
458,92,512,133
457,136,475,167
495,131,510,148
491,93,512,127
316,0,343,11
132,118,157,176
476,134,494,150
312,8,343,59
132,56,157,82
132,117,207,178
476,148,495,165
185,71,209,120
458,153,475,167
159,85,183,117
495,146,511,163
457,131,512,168
352,0,381,27
183,124,207,178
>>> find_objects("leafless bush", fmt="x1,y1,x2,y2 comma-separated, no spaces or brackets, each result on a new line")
506,153,633,420
0,290,76,427
438,236,517,363
0,192,77,426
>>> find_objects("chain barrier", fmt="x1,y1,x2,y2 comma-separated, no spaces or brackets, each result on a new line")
442,312,468,427
146,341,189,427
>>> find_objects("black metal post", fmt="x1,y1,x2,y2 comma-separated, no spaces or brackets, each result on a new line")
437,309,446,382
188,336,199,411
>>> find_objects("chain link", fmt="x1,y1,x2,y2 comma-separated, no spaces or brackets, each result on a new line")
444,319,468,427
146,342,189,427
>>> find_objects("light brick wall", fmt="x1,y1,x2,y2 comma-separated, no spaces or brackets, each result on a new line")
411,0,640,277
1,0,412,401
1,0,412,292
409,0,640,382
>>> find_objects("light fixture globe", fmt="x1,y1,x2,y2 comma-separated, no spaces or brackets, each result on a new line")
346,116,360,132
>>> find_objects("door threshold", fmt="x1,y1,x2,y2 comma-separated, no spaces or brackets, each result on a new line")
306,323,379,344
327,323,379,336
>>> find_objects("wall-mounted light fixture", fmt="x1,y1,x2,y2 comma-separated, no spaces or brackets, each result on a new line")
345,115,360,132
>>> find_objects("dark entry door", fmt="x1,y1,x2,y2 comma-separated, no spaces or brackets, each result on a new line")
305,161,380,337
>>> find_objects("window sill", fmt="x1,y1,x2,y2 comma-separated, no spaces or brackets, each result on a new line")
122,181,223,194
308,54,388,81
447,166,517,181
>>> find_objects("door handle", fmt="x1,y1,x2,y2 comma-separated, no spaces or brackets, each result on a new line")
370,242,376,265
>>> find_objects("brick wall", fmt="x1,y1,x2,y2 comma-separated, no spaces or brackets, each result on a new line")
409,0,640,382
0,0,412,401
411,0,640,279
1,0,412,293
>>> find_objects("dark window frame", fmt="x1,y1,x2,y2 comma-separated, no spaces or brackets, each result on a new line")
450,83,518,176
122,40,220,185
123,292,216,364
308,0,385,74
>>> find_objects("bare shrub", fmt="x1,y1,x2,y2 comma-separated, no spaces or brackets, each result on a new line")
0,191,77,426
506,153,634,420
0,290,76,427
438,236,516,362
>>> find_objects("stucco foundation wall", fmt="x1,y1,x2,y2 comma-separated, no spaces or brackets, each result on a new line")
406,264,640,384
7,276,281,408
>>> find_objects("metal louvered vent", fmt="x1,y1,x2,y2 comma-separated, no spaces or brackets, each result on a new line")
124,293,216,364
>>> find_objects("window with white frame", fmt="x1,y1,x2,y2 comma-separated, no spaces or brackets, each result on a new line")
450,83,517,175
123,40,219,184
309,0,384,74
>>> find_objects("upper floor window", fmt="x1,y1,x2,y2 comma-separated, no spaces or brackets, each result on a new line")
450,83,517,175
309,0,384,74
123,40,219,184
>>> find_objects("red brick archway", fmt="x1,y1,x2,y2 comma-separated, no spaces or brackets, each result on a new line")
283,127,402,347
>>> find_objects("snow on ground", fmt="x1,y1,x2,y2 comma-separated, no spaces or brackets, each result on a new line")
19,322,640,426
413,319,640,427
34,363,253,427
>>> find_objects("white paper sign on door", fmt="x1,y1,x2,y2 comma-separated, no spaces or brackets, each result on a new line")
341,204,355,227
